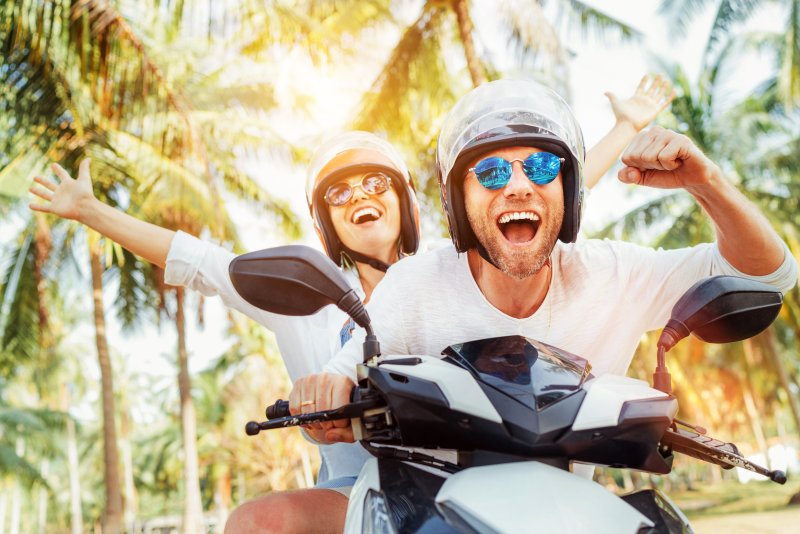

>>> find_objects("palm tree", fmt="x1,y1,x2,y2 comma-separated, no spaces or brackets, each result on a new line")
1,1,308,529
659,0,800,108
351,0,640,229
1,0,215,527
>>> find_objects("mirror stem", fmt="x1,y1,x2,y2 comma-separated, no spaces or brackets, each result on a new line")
653,345,673,395
362,325,381,363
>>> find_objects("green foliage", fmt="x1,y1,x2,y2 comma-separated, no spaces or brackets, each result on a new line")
0,229,39,374
660,0,800,108
0,398,70,487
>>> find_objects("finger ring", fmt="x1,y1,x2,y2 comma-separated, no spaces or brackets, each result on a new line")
300,400,315,408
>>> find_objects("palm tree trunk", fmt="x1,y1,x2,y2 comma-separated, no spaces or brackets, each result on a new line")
33,214,51,349
9,480,20,534
760,329,800,434
10,439,22,534
120,405,138,532
741,383,771,467
66,408,83,534
213,465,231,534
452,0,486,87
0,489,7,534
89,236,124,534
37,459,48,534
175,286,204,534
741,340,771,468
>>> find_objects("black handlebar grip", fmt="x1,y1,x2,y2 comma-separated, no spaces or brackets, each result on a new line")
266,399,290,420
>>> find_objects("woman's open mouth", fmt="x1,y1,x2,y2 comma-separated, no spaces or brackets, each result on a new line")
497,211,541,244
351,206,382,225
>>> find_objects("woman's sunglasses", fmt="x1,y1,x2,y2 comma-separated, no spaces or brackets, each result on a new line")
469,151,565,190
324,172,392,207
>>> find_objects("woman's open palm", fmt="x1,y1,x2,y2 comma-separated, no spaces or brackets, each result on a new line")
29,159,94,221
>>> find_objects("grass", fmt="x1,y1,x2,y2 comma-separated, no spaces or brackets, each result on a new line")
667,478,800,518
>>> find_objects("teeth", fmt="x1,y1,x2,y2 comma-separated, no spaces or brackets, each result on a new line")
352,207,380,223
498,211,540,224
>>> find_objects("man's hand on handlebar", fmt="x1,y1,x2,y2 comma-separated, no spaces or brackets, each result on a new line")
289,372,356,443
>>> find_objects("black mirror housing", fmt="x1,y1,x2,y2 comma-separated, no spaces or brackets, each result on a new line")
660,276,783,350
228,245,370,327
229,245,378,361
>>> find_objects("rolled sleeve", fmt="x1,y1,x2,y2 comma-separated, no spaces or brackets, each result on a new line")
164,231,235,297
165,231,209,288
164,231,284,332
713,241,798,295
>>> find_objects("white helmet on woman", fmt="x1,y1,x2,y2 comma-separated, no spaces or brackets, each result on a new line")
436,78,585,255
306,131,420,271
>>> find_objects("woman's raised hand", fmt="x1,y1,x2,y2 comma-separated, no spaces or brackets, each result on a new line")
605,74,675,132
29,158,95,221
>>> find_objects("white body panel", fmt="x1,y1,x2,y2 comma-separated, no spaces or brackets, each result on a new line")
571,374,668,431
379,355,503,423
435,462,653,533
343,458,380,534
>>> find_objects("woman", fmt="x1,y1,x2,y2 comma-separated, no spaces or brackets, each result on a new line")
29,131,418,485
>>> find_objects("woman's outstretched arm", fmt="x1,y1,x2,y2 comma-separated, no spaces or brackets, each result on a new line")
29,158,175,268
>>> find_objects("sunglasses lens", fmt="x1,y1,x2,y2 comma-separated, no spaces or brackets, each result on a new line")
474,157,512,189
362,173,390,195
325,183,352,207
324,172,392,207
523,152,562,184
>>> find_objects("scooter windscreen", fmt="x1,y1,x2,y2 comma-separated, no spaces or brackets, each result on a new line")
442,336,591,412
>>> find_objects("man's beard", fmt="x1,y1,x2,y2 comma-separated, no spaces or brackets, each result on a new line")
468,205,562,280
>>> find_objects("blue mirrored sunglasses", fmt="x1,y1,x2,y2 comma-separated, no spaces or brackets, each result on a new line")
469,152,565,190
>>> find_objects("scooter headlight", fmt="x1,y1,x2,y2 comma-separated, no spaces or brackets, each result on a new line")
362,489,398,534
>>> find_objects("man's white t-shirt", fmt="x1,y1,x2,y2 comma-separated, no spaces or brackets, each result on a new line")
164,231,372,482
325,239,797,381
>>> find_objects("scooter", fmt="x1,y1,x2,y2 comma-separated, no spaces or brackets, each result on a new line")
229,245,787,533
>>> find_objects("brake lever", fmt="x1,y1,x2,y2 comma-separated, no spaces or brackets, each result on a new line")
661,427,787,484
245,398,382,436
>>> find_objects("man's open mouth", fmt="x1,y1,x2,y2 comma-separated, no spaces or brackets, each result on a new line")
497,211,541,244
352,207,382,224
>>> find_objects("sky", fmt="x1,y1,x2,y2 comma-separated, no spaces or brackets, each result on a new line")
3,1,783,416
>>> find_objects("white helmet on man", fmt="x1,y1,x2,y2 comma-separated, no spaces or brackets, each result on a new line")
306,131,420,271
436,78,585,253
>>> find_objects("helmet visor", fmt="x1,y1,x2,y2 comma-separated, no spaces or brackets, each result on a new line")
437,79,585,185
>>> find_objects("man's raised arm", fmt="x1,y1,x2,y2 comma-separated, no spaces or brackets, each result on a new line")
618,127,796,286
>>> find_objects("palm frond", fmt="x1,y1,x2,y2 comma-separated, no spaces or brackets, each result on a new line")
239,0,394,61
777,0,800,108
562,0,642,43
592,191,690,242
657,0,716,38
111,248,158,331
0,443,46,486
703,0,764,66
0,227,40,373
354,5,458,153
503,0,566,68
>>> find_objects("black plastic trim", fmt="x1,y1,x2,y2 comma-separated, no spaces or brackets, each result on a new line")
376,460,458,533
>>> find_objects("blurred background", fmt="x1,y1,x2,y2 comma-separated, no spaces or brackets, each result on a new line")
1,0,798,532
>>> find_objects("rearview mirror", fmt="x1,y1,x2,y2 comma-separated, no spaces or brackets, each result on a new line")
661,275,783,348
653,275,783,394
228,245,371,328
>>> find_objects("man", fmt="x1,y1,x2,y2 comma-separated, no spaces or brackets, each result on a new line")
290,78,797,449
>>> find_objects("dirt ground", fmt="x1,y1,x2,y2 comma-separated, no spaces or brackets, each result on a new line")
691,508,800,533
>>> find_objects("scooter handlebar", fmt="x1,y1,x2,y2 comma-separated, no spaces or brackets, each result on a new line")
266,399,290,420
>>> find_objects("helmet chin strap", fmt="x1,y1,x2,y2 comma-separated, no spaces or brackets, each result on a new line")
341,246,390,272
474,242,501,270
